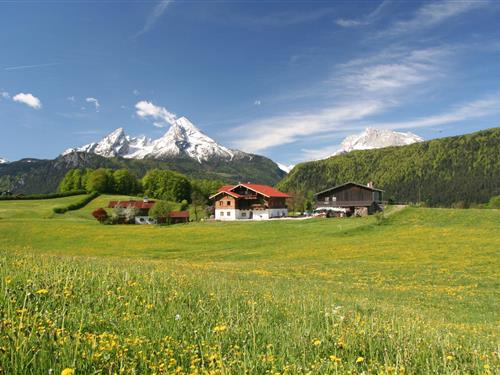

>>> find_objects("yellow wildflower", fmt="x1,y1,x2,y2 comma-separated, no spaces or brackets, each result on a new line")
312,339,321,346
213,324,227,333
61,368,74,375
356,356,364,363
36,288,49,295
446,355,454,361
329,355,341,363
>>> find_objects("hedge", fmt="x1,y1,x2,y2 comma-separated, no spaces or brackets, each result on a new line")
0,190,87,201
53,192,100,214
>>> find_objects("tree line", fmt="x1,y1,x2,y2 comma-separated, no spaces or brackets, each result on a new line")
278,127,500,207
58,168,223,206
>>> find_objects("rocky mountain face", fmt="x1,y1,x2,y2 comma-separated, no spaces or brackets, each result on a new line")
333,128,424,156
63,116,239,163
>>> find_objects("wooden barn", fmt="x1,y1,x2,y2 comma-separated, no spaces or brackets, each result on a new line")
314,182,384,216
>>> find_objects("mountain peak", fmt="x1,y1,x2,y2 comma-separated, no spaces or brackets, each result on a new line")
0,157,8,164
333,128,423,156
62,116,238,163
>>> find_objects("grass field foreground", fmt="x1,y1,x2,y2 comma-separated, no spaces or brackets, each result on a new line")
0,196,498,374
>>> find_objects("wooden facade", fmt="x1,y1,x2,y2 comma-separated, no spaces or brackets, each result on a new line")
314,182,384,216
210,183,290,220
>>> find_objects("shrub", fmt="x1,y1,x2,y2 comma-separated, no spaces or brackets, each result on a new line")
53,192,100,214
92,208,109,223
488,195,500,209
0,190,87,201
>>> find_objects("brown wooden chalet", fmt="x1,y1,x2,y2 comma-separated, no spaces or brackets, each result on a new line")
314,182,384,216
209,183,290,220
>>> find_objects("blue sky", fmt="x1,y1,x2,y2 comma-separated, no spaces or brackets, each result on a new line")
1,0,499,165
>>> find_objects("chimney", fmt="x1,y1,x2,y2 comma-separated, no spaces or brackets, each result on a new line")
367,181,373,188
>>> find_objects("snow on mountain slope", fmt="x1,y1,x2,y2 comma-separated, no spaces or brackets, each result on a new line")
0,157,8,164
63,116,237,163
333,128,423,156
277,163,294,174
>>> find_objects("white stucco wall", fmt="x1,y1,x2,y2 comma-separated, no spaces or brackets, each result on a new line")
215,208,288,221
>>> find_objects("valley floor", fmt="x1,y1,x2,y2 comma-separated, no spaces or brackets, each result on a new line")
0,195,498,374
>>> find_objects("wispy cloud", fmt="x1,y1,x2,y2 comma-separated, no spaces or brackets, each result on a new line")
243,8,335,27
381,0,489,37
135,100,177,127
0,91,9,99
3,62,63,71
85,97,100,111
336,0,391,28
231,101,384,153
13,93,42,109
370,94,500,130
67,96,76,102
231,45,450,153
135,0,173,38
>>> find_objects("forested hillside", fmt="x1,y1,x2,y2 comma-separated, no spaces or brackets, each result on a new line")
0,151,284,194
278,127,500,206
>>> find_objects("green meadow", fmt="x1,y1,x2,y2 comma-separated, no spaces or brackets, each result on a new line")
0,195,498,374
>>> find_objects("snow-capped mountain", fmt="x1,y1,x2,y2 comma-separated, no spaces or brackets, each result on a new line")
333,128,423,156
277,163,294,174
0,157,8,164
63,116,238,163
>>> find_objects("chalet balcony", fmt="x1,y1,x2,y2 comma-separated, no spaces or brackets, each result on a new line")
240,194,258,200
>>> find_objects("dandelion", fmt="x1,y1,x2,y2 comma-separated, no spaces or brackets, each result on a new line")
312,339,321,346
61,368,74,375
36,288,49,294
356,356,364,364
446,355,454,361
175,314,181,321
213,324,227,333
329,355,341,363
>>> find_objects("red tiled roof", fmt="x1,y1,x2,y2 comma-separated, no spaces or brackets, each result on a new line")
169,211,190,218
240,183,291,198
209,183,290,199
108,200,156,209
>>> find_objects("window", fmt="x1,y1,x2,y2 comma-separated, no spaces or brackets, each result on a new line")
241,212,246,217
220,212,224,216
226,201,231,206
227,211,231,216
325,196,330,202
219,201,223,206
332,196,337,201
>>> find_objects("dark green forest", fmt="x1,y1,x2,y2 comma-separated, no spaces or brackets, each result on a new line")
278,127,500,206
0,151,284,194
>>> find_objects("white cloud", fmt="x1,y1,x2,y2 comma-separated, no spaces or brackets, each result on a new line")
254,100,261,106
133,89,140,95
135,0,173,37
381,0,489,36
67,96,75,102
336,0,391,28
135,100,177,127
13,93,42,109
85,97,100,111
231,101,384,153
0,91,9,99
370,94,500,130
231,46,451,154
3,62,63,71
335,47,448,94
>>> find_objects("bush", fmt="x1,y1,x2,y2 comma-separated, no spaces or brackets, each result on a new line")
0,190,87,201
53,192,100,214
488,195,500,209
92,208,109,223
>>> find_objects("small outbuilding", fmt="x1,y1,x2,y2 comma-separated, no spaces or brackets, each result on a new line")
314,182,384,216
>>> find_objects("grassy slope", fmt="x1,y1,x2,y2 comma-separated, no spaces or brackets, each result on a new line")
0,196,498,373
